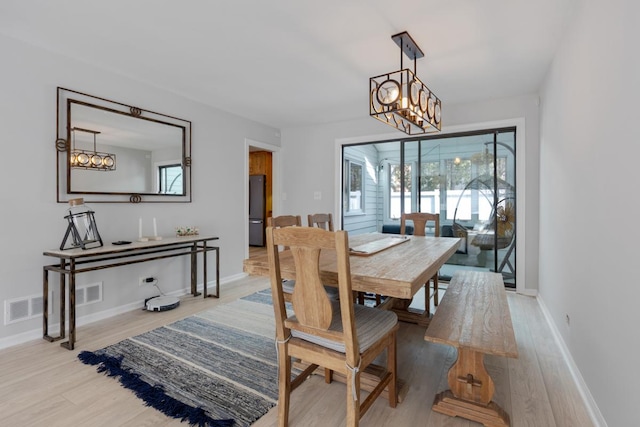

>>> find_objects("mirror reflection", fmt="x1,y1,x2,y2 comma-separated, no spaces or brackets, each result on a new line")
69,101,185,195
56,87,191,203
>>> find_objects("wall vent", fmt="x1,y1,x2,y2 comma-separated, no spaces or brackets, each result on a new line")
76,282,103,307
4,291,53,325
31,296,44,316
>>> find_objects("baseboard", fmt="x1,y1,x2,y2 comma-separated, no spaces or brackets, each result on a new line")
536,295,608,427
0,274,243,351
0,299,142,350
518,288,538,297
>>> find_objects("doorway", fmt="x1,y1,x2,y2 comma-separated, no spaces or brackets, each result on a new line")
246,139,280,259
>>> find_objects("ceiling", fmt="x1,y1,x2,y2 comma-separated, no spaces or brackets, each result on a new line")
0,0,576,130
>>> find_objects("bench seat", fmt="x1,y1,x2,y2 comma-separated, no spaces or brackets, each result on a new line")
424,270,518,427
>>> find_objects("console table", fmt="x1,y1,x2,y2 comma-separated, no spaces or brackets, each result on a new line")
42,235,219,350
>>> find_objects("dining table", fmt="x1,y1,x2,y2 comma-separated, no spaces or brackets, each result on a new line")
243,231,461,326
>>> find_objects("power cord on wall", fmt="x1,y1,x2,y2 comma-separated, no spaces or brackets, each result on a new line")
143,278,162,309
143,278,180,312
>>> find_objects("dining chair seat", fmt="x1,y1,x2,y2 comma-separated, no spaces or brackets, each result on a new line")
290,300,398,353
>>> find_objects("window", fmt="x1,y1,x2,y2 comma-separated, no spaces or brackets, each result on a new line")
158,164,183,194
389,162,412,219
343,158,364,215
420,160,440,214
446,156,508,221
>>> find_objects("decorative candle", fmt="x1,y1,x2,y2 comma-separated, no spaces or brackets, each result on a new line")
138,217,142,239
153,217,157,237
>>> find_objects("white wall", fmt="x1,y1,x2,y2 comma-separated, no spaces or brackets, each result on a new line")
538,1,639,425
281,93,540,294
0,34,280,345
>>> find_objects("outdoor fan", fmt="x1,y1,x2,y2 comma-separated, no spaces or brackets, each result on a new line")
496,200,515,238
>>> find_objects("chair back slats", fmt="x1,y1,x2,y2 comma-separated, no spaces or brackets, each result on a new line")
267,226,358,357
334,230,357,356
267,215,302,228
290,246,333,330
308,213,334,231
400,212,440,237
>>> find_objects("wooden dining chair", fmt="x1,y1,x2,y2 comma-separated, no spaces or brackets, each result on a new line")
266,225,398,427
266,215,302,302
401,212,441,313
307,213,333,231
267,215,302,229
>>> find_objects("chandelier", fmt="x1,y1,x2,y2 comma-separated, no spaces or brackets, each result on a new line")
70,127,116,171
370,31,442,135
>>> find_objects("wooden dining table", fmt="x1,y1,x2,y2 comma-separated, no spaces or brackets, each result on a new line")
243,232,461,325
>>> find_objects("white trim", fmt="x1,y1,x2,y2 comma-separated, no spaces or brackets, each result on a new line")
519,288,538,297
335,118,528,293
537,295,608,427
244,138,281,258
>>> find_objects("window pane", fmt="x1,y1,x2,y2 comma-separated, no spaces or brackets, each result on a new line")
389,163,411,219
446,159,472,220
159,165,183,194
344,160,364,213
420,161,440,214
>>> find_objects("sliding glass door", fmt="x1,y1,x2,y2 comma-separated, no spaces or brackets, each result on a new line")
341,127,516,287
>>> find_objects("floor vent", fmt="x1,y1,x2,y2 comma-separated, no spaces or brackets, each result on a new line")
4,291,53,325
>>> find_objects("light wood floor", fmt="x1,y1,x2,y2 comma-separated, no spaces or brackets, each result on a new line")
0,275,594,427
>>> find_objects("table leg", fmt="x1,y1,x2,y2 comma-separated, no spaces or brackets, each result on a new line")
43,268,48,337
385,278,434,327
215,247,220,297
191,242,200,297
61,261,76,350
60,264,66,339
42,268,54,341
432,347,510,427
203,245,220,298
42,265,65,342
202,241,208,298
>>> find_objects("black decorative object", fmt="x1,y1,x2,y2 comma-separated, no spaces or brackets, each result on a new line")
60,198,103,250
370,31,442,135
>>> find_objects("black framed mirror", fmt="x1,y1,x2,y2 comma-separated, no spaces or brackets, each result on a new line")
56,87,191,203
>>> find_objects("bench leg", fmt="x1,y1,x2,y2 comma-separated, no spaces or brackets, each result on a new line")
432,347,510,427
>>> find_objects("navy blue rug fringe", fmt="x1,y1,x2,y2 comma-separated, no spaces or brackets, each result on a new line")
78,350,234,427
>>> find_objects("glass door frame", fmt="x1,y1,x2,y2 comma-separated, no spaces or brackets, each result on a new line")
340,126,517,287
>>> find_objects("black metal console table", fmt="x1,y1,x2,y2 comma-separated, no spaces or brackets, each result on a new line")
42,235,219,350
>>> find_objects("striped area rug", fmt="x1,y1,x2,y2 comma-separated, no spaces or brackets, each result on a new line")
78,289,281,427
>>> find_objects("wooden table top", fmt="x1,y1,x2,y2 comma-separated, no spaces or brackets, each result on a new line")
44,235,219,259
243,232,460,300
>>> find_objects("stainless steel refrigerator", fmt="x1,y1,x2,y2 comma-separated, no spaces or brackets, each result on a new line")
249,175,266,246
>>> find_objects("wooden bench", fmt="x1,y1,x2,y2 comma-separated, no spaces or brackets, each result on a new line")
424,270,518,427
